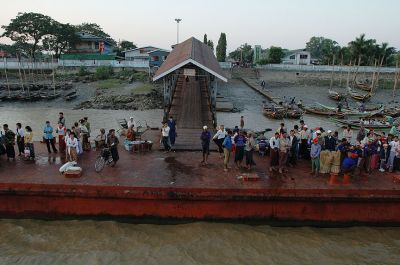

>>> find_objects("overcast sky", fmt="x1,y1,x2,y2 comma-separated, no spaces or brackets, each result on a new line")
1,0,399,52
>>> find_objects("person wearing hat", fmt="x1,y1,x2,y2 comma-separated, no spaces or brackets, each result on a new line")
310,137,321,177
200,125,211,165
299,125,310,159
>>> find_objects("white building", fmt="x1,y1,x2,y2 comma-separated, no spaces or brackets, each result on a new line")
123,46,170,67
282,50,311,65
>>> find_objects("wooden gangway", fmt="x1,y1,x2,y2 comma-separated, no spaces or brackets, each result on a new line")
168,76,215,150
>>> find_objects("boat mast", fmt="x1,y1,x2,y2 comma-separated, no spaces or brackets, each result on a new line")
339,53,344,87
346,60,352,88
329,56,336,91
352,55,362,86
372,56,385,93
17,54,25,93
3,57,11,97
51,52,56,95
393,62,399,100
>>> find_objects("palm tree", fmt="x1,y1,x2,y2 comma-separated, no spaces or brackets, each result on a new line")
348,34,376,65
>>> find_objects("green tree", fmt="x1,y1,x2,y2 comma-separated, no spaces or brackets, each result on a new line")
216,33,227,62
207,40,214,51
119,40,137,50
306,36,325,59
75,22,116,46
203,34,208,44
42,21,79,58
348,34,376,65
306,36,340,64
1,12,53,58
268,46,284,64
229,43,253,63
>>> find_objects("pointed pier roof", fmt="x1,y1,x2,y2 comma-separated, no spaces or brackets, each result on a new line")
153,37,227,82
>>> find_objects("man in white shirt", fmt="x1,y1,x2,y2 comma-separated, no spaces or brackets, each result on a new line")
269,132,280,172
213,125,226,157
343,125,353,144
299,125,310,159
388,136,399,172
161,122,171,152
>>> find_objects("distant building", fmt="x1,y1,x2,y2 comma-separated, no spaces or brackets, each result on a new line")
69,32,116,54
123,46,170,67
282,49,311,65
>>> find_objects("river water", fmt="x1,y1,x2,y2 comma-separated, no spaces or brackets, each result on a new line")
0,219,399,265
0,80,399,264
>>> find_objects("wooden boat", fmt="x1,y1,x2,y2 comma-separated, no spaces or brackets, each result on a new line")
331,118,393,129
355,81,372,92
302,105,345,118
316,103,383,118
347,87,371,101
328,89,344,101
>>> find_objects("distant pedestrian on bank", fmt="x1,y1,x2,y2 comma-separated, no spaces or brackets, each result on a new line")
240,116,244,129
161,121,171,152
16,123,25,156
261,80,266,90
200,125,211,165
167,116,177,146
24,126,35,160
222,130,233,172
3,124,16,160
43,121,58,154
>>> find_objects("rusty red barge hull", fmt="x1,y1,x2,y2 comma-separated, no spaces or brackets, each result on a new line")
0,142,399,224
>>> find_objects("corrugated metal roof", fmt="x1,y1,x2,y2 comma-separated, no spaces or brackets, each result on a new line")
153,37,227,82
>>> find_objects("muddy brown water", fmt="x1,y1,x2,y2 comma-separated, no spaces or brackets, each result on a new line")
0,79,399,264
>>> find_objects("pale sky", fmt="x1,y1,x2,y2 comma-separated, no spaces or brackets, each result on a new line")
1,0,399,52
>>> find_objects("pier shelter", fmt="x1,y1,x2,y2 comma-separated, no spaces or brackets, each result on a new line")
153,37,227,150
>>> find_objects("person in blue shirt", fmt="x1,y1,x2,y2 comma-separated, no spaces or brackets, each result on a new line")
310,138,321,177
167,116,177,146
222,130,233,172
43,121,57,154
342,151,358,174
234,130,247,169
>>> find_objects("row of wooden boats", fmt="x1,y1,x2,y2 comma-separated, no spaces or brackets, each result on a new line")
0,82,73,91
0,90,77,102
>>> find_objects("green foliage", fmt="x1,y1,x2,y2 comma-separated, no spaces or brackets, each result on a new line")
131,71,148,82
207,40,214,51
268,46,284,64
131,83,154,95
203,34,208,44
257,58,269,65
1,12,53,57
96,78,122,89
119,40,136,50
43,22,79,57
306,36,340,64
75,22,116,46
216,33,227,62
78,66,90,76
95,66,114,80
229,43,253,63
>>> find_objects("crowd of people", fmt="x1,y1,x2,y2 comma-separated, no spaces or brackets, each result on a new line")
0,112,120,167
2,112,400,179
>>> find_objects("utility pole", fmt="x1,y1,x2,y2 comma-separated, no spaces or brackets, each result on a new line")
174,18,182,44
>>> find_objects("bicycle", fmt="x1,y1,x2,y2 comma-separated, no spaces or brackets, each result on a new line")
95,147,113,172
